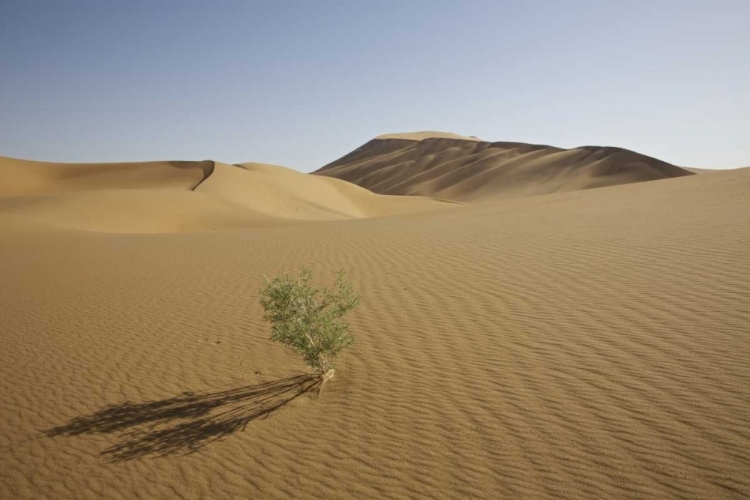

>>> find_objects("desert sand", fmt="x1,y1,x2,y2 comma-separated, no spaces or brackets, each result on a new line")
314,132,694,202
0,156,448,233
1,142,749,499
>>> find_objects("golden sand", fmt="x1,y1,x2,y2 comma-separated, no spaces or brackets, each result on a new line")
1,151,748,499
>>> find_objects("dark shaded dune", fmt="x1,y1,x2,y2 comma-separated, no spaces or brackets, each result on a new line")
576,146,690,178
314,134,694,202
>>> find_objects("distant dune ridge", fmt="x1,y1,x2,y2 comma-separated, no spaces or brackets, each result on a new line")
314,131,694,202
0,131,701,232
0,155,447,233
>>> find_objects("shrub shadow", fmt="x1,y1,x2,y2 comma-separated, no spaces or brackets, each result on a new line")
45,374,319,461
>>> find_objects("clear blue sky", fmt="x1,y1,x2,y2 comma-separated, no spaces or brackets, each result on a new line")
1,0,748,172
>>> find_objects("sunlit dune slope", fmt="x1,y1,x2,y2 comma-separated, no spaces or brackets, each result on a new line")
0,155,213,197
0,156,447,232
220,161,450,219
1,166,748,499
314,132,694,201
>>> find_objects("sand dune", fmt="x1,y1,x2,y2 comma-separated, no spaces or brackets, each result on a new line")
0,156,447,232
314,132,694,201
0,155,213,197
1,158,748,499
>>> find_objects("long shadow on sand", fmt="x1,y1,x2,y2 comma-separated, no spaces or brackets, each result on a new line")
45,375,320,461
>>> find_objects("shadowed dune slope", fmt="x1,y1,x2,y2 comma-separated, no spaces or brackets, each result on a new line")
314,132,694,201
0,156,447,232
1,166,749,499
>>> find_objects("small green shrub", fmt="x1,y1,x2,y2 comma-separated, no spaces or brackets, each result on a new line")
259,267,359,385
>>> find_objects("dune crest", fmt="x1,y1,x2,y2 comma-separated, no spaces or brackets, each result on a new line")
314,133,694,201
374,131,482,141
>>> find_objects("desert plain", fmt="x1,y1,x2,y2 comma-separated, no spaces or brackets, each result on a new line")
1,132,749,499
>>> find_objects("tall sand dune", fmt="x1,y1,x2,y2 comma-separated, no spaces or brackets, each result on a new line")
314,132,694,201
0,156,448,232
1,163,748,499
